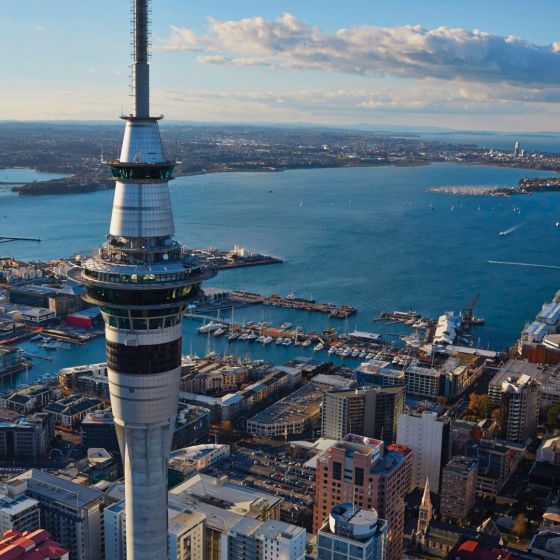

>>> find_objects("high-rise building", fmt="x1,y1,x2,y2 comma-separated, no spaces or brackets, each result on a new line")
7,470,104,560
167,511,205,560
313,434,412,560
439,457,478,521
499,375,541,444
105,503,205,560
322,387,404,443
0,494,40,534
396,411,450,492
317,503,388,560
72,1,215,559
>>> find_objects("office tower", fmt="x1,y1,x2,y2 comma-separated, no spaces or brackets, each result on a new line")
7,470,104,560
317,503,388,560
313,434,412,560
73,1,215,559
439,457,478,521
396,411,450,492
322,386,404,442
514,141,520,156
0,494,40,534
500,375,541,444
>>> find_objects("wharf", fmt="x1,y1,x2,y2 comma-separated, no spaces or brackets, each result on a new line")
40,329,102,344
230,291,357,318
190,247,282,270
376,309,421,323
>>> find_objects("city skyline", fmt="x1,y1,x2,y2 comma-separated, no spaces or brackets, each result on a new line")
2,0,560,131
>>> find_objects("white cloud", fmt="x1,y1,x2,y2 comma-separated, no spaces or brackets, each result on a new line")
158,13,560,86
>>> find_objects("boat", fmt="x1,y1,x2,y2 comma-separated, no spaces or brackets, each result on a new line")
246,332,258,341
256,336,265,343
280,322,292,330
262,336,273,345
227,332,240,341
213,328,225,337
328,346,337,355
282,338,292,346
359,351,366,358
365,353,374,360
313,343,324,352
239,332,249,341
275,337,283,345
342,348,352,358
301,339,312,347
351,349,360,358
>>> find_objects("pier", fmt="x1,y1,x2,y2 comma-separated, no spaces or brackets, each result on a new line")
229,291,357,318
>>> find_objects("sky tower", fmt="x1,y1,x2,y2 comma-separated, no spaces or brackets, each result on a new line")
72,1,215,558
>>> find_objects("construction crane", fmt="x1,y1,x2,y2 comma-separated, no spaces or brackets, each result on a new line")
0,236,41,244
462,293,485,325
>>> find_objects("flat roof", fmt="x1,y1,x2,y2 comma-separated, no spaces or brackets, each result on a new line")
10,469,103,509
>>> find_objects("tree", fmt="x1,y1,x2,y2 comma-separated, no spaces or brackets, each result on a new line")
546,404,560,429
468,393,493,419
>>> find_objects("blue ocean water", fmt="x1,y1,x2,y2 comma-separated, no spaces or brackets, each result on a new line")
1,162,559,386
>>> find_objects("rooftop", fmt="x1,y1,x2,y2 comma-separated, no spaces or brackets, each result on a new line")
169,473,282,518
9,469,103,509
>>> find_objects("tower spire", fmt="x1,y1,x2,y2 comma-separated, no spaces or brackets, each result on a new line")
417,477,433,536
132,0,150,118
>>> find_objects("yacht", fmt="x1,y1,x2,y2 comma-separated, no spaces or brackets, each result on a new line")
282,338,292,346
247,332,258,342
301,339,312,347
227,332,240,341
313,342,324,352
280,322,292,330
213,328,225,337
275,337,284,345
342,348,352,358
262,336,273,345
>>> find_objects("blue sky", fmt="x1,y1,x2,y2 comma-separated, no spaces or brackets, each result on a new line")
2,1,560,130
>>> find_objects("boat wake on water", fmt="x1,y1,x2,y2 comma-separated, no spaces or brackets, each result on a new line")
488,260,560,270
498,223,523,236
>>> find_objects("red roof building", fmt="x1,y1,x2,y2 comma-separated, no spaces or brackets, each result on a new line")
450,539,514,560
0,529,68,560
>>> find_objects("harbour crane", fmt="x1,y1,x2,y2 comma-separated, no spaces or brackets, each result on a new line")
462,293,485,325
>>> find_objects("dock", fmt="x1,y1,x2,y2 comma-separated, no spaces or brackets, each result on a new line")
190,246,282,270
230,291,357,318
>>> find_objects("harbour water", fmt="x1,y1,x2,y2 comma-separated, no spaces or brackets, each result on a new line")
1,162,560,386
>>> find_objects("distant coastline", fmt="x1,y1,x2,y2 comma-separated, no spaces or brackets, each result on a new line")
7,159,433,196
